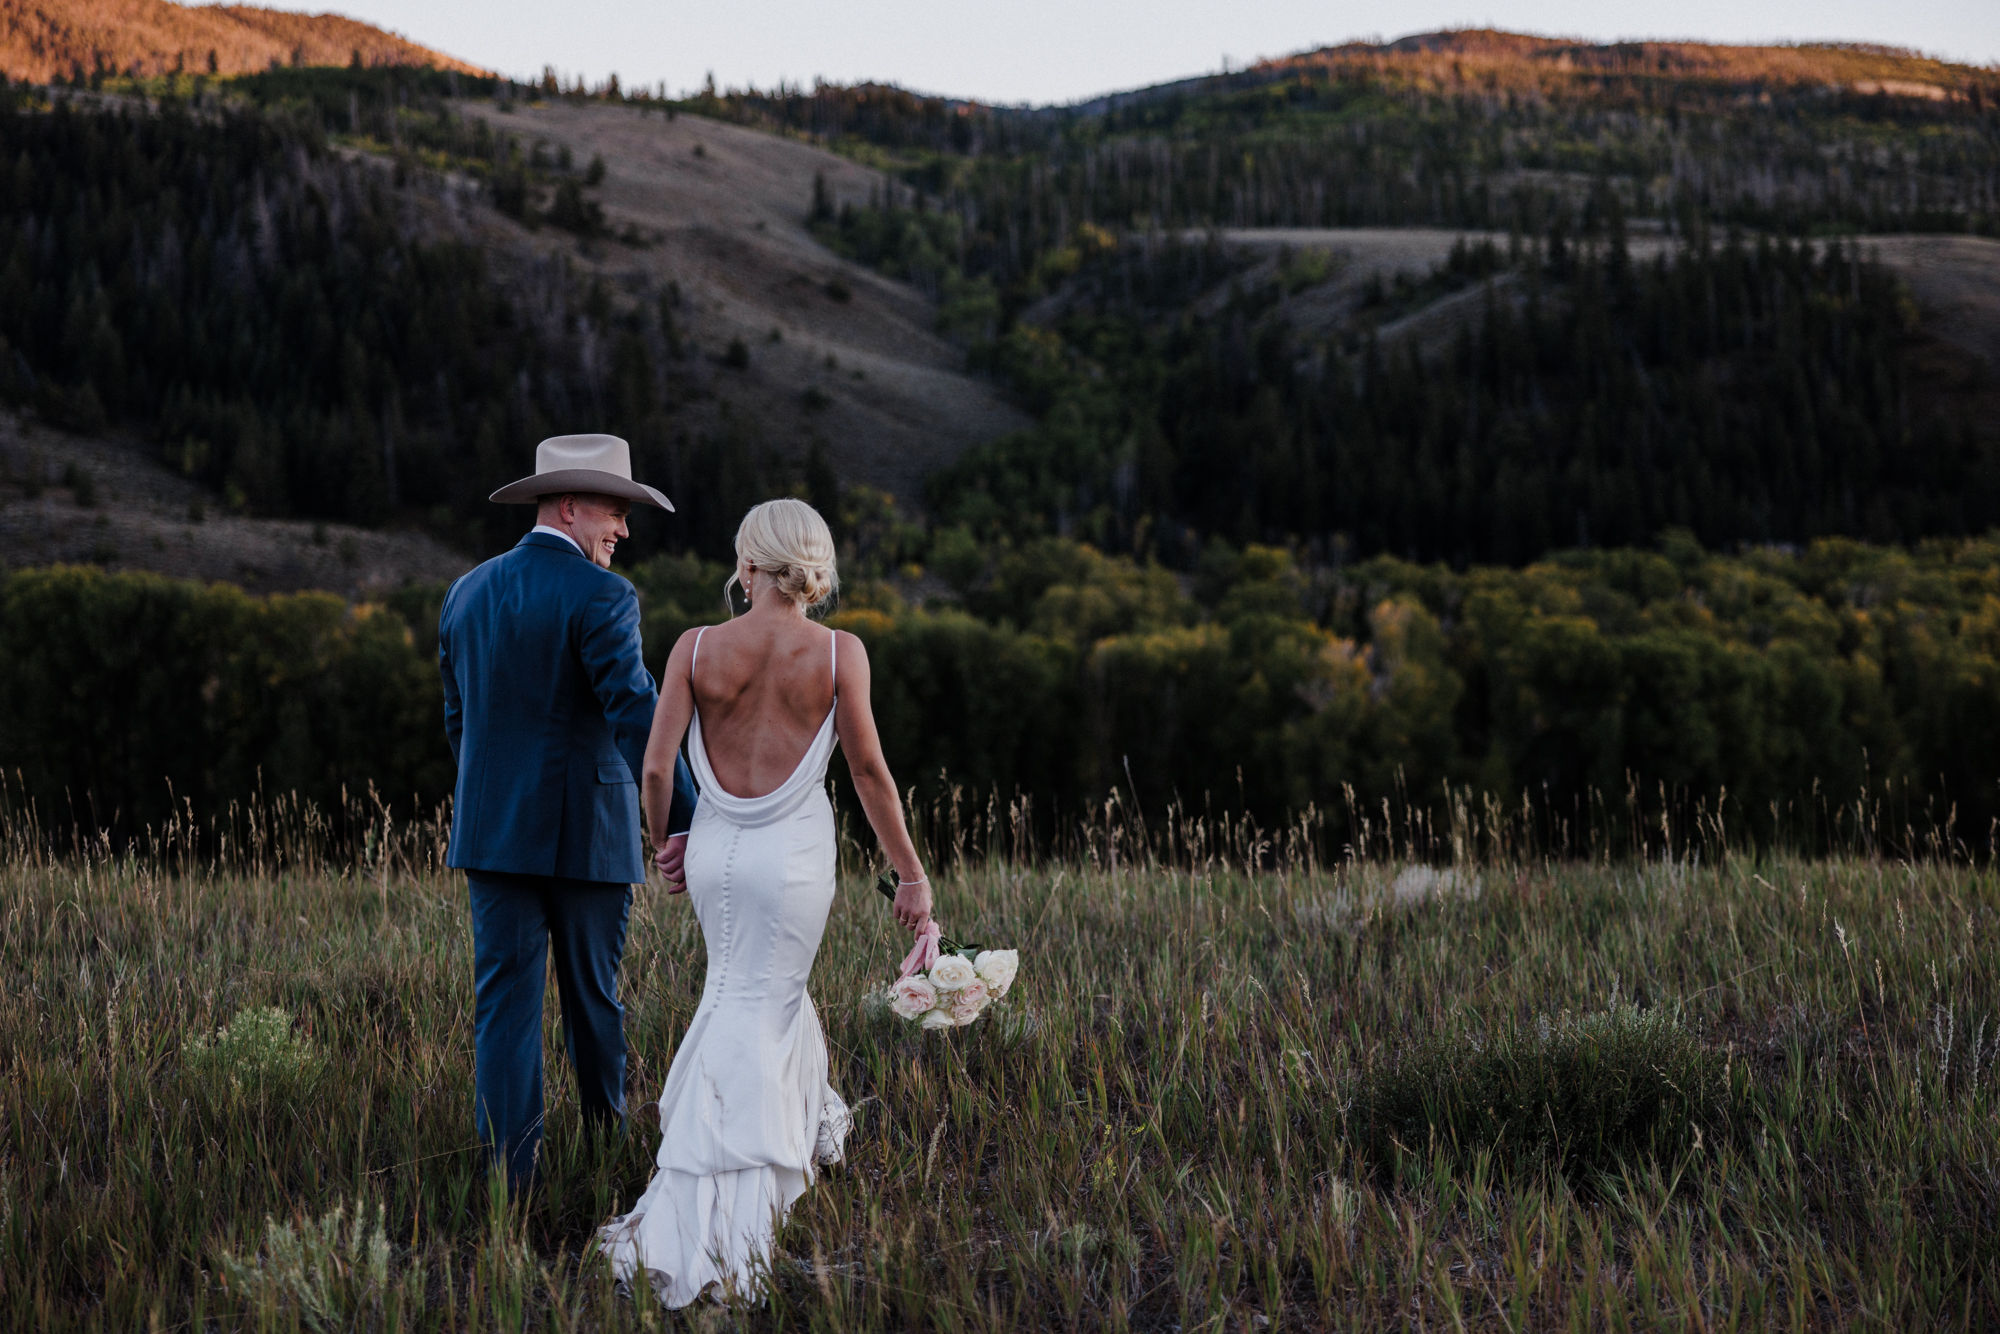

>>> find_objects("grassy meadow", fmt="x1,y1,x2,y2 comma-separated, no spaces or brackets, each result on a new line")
4,795,1998,1332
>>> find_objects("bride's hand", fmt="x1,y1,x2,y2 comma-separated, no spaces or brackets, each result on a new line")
893,874,931,931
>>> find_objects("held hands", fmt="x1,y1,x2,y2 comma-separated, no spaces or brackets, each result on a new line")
654,832,688,893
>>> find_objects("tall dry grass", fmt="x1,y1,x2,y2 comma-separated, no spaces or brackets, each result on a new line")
3,784,1997,1329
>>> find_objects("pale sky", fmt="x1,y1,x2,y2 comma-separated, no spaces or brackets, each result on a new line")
232,1,1997,104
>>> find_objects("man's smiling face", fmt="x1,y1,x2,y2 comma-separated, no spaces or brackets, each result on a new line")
562,493,631,568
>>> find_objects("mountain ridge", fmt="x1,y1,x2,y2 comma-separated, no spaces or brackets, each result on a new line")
1066,27,1989,115
0,0,487,82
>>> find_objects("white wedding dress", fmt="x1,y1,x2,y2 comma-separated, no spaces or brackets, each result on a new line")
599,627,851,1308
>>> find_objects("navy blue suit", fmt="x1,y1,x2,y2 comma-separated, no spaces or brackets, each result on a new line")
439,531,698,1187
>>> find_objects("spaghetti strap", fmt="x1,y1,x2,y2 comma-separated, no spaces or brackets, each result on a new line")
691,625,707,683
829,628,837,695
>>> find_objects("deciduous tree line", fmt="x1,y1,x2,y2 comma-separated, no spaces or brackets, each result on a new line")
12,534,2000,854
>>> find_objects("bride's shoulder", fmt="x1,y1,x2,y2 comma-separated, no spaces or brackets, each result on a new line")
667,622,721,661
831,627,870,668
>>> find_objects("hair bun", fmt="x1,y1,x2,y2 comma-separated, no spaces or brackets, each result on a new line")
795,562,834,607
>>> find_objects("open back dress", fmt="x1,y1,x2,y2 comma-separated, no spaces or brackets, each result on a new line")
598,626,850,1308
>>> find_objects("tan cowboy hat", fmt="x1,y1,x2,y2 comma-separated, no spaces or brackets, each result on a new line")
488,434,674,511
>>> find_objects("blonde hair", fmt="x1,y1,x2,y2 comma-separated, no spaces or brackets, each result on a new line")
727,498,839,614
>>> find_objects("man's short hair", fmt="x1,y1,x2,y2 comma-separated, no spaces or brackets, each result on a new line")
537,491,627,515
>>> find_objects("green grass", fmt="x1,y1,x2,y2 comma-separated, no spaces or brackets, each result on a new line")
5,813,1999,1329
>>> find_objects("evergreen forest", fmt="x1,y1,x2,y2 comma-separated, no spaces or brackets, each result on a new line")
0,71,790,560
3,39,2000,855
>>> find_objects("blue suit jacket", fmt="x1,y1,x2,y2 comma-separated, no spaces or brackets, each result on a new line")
439,532,697,883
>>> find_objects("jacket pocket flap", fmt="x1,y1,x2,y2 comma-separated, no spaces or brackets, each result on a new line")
596,763,634,784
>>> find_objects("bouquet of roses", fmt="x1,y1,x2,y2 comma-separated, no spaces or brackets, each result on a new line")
874,870,1018,1029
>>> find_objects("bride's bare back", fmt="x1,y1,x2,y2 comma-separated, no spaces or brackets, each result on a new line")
685,615,839,799
639,540,929,929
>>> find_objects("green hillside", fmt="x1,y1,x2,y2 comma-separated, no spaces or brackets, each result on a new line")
3,39,2000,841
727,33,2000,562
5,42,1998,562
707,31,2000,250
0,71,796,563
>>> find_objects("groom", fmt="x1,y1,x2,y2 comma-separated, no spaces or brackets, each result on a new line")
439,434,699,1190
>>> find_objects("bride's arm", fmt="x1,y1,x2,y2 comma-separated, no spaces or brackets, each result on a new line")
641,628,701,879
831,630,931,931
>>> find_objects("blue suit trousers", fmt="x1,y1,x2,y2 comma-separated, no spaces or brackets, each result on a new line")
467,870,632,1189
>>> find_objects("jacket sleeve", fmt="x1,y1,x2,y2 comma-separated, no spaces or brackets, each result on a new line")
579,579,660,789
439,585,463,765
667,752,698,838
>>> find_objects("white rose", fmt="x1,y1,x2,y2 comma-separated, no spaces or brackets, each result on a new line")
920,1007,957,1030
949,979,991,1025
889,976,938,1020
928,953,977,991
973,949,1019,998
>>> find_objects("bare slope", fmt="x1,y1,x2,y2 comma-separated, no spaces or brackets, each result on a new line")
1863,235,2000,372
1170,228,1678,360
0,410,473,595
0,99,1030,595
458,100,1030,499
1198,228,2000,370
0,0,486,82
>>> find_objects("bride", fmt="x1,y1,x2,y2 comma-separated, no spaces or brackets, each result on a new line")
598,498,932,1308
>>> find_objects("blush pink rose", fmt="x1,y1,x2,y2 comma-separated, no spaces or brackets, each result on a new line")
949,979,992,1025
889,975,939,1020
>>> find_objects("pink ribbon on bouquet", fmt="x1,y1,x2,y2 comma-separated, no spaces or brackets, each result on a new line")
897,920,942,980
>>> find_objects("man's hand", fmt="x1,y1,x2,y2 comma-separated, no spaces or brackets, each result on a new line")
655,833,688,894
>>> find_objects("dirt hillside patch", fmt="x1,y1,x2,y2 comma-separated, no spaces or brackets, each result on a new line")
458,101,1030,500
1861,235,2000,372
0,411,473,596
1205,228,2000,367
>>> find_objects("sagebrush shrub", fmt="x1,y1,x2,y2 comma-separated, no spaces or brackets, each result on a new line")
218,1199,407,1332
184,1005,323,1098
1347,1003,1732,1185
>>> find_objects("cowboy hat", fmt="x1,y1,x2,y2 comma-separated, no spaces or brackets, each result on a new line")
488,434,674,511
